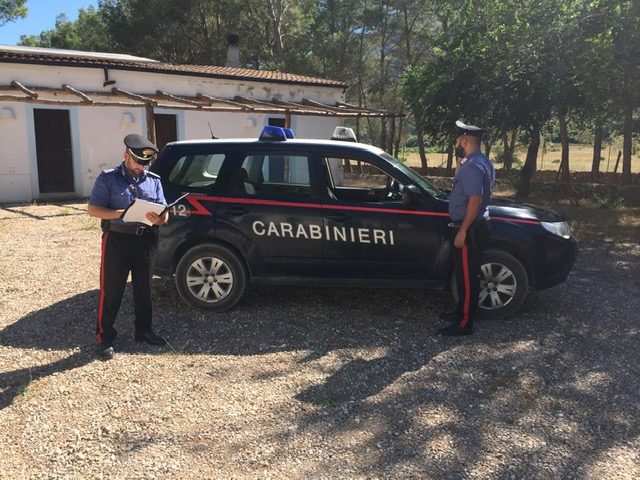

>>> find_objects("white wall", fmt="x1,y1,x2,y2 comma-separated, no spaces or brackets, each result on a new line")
76,105,147,197
0,102,32,202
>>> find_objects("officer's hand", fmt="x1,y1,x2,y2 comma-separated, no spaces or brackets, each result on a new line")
454,229,467,248
145,211,164,225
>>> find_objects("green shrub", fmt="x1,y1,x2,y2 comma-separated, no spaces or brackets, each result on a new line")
592,193,624,209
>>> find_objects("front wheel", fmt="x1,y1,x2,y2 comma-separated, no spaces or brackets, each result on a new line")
175,244,247,311
451,249,529,319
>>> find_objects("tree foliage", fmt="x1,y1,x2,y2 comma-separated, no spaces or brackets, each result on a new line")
0,0,26,26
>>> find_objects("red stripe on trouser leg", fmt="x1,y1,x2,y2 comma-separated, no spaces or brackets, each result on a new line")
96,232,109,343
459,245,471,329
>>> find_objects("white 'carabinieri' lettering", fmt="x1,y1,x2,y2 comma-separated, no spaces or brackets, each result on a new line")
251,221,396,246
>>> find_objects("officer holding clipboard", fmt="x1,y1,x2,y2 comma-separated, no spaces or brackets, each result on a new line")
88,134,169,359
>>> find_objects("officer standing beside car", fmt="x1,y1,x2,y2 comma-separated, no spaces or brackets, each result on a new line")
87,134,169,359
439,121,495,336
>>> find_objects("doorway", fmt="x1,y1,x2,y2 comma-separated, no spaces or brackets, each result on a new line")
33,108,74,193
154,113,177,150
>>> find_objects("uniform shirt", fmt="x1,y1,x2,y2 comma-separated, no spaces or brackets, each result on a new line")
448,150,495,222
89,163,166,226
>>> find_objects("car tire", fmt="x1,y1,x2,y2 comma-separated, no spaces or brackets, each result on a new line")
451,249,529,319
175,243,247,311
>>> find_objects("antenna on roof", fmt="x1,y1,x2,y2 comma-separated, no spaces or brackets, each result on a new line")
208,121,217,139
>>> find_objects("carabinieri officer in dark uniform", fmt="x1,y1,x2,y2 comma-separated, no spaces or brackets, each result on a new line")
88,134,169,359
439,121,495,336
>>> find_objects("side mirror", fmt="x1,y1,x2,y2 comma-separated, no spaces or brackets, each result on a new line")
402,184,421,205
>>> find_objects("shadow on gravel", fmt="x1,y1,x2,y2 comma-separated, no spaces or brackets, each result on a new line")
0,291,98,410
2,235,640,478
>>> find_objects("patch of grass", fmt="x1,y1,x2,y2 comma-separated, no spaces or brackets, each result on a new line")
592,193,624,209
315,396,336,407
78,216,100,231
16,368,33,399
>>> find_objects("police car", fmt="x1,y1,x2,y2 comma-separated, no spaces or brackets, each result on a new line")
149,126,577,318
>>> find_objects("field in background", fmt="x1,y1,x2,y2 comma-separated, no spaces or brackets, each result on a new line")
404,143,640,173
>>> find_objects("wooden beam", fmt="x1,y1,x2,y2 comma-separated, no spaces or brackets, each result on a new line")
233,95,287,110
145,103,156,145
112,87,157,105
196,93,254,110
156,90,203,107
10,80,38,98
62,84,93,103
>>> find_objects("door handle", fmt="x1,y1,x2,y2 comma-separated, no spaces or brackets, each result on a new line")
326,212,349,222
226,206,248,216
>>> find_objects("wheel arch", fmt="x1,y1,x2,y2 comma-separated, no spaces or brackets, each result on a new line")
171,236,252,281
487,238,535,287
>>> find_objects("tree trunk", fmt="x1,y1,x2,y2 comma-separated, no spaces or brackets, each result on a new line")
591,123,603,182
416,123,427,171
558,114,570,182
622,106,633,184
388,115,395,154
517,126,540,199
445,142,454,176
267,0,287,67
394,115,404,158
503,130,517,170
483,139,492,159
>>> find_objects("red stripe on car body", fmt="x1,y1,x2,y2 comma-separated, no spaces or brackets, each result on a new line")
181,195,540,224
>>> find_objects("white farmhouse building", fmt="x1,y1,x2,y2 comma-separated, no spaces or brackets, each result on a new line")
0,45,390,203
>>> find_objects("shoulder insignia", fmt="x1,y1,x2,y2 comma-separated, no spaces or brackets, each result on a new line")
146,170,161,179
101,168,117,174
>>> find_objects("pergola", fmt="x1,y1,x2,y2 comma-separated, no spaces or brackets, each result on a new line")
1,80,400,144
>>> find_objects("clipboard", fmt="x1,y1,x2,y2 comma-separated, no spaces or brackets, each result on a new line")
121,193,190,225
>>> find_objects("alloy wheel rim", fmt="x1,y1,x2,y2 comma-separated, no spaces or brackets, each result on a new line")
478,262,517,310
185,256,234,303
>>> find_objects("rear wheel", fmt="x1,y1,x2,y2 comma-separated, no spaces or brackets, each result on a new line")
175,244,247,311
451,249,529,319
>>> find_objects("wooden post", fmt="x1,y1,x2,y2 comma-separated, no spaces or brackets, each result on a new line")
145,103,156,145
285,111,291,129
613,150,622,174
388,115,395,154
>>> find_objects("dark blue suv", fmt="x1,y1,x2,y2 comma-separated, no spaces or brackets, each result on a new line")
150,128,577,318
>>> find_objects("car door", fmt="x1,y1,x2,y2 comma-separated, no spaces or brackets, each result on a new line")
216,147,325,278
320,151,449,283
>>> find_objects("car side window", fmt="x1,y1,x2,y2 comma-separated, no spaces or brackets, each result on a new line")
239,153,311,198
167,153,225,189
323,157,403,202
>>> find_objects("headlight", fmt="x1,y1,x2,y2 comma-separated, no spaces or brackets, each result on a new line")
541,221,571,239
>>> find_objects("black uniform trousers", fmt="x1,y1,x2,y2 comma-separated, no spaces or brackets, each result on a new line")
96,230,158,345
453,219,491,330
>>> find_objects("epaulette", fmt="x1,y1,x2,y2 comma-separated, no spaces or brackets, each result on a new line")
146,170,161,179
101,168,117,174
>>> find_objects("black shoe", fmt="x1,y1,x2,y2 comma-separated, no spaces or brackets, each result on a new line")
97,344,114,360
438,324,473,337
134,331,167,346
439,309,457,322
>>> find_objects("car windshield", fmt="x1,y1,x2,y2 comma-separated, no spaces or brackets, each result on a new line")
380,152,447,199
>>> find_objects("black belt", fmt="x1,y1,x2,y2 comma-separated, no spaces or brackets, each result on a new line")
448,218,490,228
108,223,158,236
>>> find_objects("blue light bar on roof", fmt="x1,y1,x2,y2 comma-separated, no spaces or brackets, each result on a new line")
259,125,291,141
283,128,295,139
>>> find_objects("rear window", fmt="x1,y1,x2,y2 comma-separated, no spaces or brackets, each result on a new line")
167,153,225,189
239,153,311,198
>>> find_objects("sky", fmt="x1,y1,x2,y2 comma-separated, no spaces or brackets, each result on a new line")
0,0,97,45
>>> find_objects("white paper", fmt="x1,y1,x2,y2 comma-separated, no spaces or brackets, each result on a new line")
121,198,166,225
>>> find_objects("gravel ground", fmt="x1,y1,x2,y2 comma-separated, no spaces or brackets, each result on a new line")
0,200,639,479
